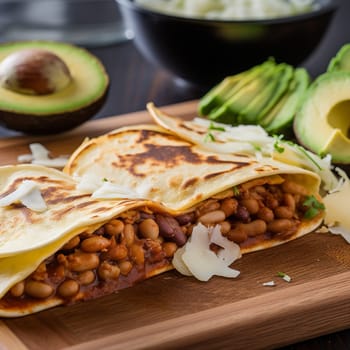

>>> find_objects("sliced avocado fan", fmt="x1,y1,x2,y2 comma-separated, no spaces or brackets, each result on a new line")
198,59,309,134
263,68,310,134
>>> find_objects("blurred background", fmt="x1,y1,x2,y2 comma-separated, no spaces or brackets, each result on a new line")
0,0,349,134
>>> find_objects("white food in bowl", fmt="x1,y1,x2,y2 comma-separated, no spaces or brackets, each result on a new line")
134,0,320,20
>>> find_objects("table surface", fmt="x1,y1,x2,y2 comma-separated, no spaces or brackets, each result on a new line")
1,0,350,348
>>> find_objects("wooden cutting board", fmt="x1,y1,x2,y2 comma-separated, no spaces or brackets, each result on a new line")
1,100,350,350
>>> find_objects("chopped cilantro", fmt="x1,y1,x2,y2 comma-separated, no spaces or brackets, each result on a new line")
303,195,325,219
204,132,215,142
273,135,285,153
208,122,226,132
233,186,240,196
254,145,262,151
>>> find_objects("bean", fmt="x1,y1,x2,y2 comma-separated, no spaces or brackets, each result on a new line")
98,262,120,281
81,236,111,253
220,198,238,217
241,220,267,237
130,244,145,265
196,200,220,216
235,206,250,223
77,270,95,285
67,252,100,272
119,261,133,276
62,236,80,250
108,244,128,260
284,193,296,211
123,223,135,246
120,210,140,224
58,279,80,298
105,219,124,236
162,242,178,257
219,221,231,234
255,186,266,194
10,281,25,297
25,280,53,299
198,210,226,225
266,197,279,209
140,212,155,220
175,213,195,225
257,207,274,222
51,264,66,283
139,218,159,240
282,180,308,196
226,227,248,243
241,199,260,214
156,214,187,246
267,219,293,234
274,206,294,219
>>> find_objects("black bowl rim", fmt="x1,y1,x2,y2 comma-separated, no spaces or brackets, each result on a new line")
116,0,337,25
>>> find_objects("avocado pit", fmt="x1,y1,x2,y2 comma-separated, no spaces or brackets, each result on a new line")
0,49,72,95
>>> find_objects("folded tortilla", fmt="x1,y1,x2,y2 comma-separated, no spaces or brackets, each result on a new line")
64,117,324,249
0,108,325,317
0,165,177,317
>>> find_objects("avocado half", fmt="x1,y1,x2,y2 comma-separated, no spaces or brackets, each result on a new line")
293,71,350,164
0,41,109,134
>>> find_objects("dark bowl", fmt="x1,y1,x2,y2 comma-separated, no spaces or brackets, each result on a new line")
117,0,337,87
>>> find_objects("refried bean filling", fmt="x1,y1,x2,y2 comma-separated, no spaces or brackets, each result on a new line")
2,177,314,306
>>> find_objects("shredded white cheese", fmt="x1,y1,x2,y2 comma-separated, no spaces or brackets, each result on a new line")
323,168,350,242
176,117,338,192
262,281,276,287
17,143,69,168
0,180,47,212
76,173,107,193
277,272,292,282
91,181,142,200
172,223,241,281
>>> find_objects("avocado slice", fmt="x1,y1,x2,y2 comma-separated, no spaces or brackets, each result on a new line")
327,43,350,73
237,63,294,124
198,72,246,117
0,41,109,134
198,60,273,117
293,71,350,164
208,60,276,124
263,68,310,134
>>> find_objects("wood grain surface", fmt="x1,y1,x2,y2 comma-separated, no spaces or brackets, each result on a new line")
1,100,350,350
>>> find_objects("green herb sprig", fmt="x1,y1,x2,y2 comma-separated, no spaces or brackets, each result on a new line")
204,122,226,142
273,135,285,153
302,195,325,219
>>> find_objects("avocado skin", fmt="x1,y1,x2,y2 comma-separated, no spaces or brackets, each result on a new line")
0,88,108,135
327,43,350,73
